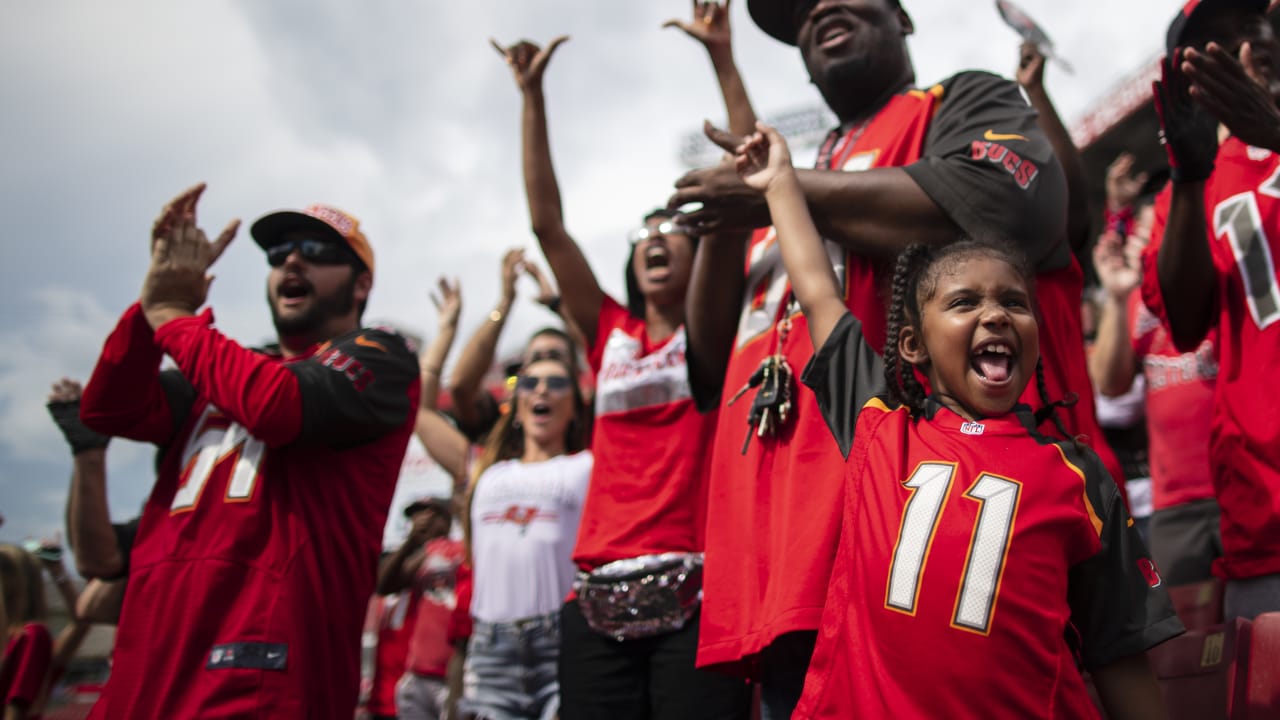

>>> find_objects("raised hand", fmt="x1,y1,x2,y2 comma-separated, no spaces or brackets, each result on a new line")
47,377,110,454
500,248,525,303
669,121,771,233
430,276,462,330
734,122,796,194
1016,41,1046,94
663,0,733,50
491,36,569,92
1092,230,1141,301
1153,49,1220,183
141,183,240,328
522,262,560,310
1104,153,1150,211
1184,41,1280,154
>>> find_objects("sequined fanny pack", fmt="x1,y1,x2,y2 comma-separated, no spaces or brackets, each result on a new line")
574,552,703,642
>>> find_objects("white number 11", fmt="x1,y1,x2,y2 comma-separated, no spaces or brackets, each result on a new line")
886,463,1021,635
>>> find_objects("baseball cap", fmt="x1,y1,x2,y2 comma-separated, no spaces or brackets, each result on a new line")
748,0,904,45
403,496,451,518
1166,0,1268,55
250,204,375,277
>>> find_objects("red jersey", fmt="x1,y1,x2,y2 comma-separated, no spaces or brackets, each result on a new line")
368,591,418,717
80,303,420,719
1141,138,1280,579
572,297,716,569
696,71,1117,673
795,314,1182,719
405,537,464,677
1128,290,1218,510
1,623,52,713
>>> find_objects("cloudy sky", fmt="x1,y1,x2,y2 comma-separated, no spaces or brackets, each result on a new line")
0,0,1182,547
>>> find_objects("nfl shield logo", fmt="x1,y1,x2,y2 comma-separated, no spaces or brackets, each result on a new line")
960,421,985,436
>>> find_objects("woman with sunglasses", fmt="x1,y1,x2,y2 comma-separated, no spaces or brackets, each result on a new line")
492,5,755,717
424,350,592,720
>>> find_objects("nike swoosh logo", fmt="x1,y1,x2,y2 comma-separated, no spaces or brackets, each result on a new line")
984,130,1028,142
354,335,387,353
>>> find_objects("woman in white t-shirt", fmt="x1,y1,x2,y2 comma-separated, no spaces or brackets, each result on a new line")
427,355,591,720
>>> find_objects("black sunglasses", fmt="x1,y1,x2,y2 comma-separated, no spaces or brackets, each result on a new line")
514,375,573,394
265,238,355,268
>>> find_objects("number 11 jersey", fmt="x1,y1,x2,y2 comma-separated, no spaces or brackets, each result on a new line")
794,313,1181,719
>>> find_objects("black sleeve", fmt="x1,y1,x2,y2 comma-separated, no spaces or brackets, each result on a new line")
902,71,1071,272
1065,446,1185,670
800,312,886,458
288,327,419,448
105,516,141,581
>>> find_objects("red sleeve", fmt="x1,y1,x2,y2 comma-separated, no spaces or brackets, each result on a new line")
1139,187,1173,327
153,310,305,448
80,303,179,444
155,317,419,449
5,623,52,707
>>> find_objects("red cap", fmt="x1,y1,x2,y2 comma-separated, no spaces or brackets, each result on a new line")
251,204,375,277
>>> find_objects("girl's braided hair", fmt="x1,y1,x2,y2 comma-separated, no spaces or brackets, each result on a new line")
882,238,1077,441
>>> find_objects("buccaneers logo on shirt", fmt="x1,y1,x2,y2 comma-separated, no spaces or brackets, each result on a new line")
482,505,559,534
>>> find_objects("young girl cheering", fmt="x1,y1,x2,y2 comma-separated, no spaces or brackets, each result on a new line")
732,123,1183,719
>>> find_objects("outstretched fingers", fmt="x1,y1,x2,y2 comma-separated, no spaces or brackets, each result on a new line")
208,218,240,265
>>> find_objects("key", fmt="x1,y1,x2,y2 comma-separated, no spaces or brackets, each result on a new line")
727,360,768,406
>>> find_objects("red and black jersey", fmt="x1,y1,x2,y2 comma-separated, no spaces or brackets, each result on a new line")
1141,138,1280,579
695,71,1119,674
794,313,1182,719
81,303,420,720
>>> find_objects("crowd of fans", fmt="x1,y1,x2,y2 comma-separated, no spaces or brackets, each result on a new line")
4,0,1280,718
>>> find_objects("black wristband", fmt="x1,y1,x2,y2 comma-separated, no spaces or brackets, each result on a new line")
47,399,111,455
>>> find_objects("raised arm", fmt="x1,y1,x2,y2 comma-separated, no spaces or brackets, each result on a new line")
735,123,846,349
1017,42,1091,255
376,523,429,596
674,73,1069,269
495,37,606,348
450,251,525,437
1088,232,1141,396
47,380,124,579
1151,52,1220,350
663,0,758,136
416,277,470,484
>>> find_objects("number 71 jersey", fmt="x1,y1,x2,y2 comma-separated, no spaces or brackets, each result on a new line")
794,399,1181,719
1141,137,1280,580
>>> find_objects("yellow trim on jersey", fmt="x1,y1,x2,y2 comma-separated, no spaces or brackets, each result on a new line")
1052,444,1104,536
862,396,893,414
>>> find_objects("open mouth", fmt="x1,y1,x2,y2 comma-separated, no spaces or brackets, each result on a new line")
971,341,1015,384
530,402,552,417
278,275,313,305
644,245,671,271
813,12,854,49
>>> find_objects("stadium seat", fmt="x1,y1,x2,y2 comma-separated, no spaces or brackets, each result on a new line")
1148,618,1249,720
1166,579,1225,631
1229,611,1280,720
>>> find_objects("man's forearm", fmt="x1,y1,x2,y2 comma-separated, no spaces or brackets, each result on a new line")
1026,87,1092,254
795,167,957,260
707,45,758,137
1157,182,1216,350
67,450,124,579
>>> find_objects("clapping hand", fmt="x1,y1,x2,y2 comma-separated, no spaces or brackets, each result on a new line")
733,122,796,195
431,277,462,331
141,184,240,329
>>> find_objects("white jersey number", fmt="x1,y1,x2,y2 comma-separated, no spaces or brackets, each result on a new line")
886,463,1022,635
1215,164,1280,331
171,406,266,512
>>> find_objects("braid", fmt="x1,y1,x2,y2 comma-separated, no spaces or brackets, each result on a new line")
1033,359,1083,451
883,244,932,417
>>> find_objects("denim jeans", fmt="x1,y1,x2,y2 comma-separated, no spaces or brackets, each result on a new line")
463,612,561,720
